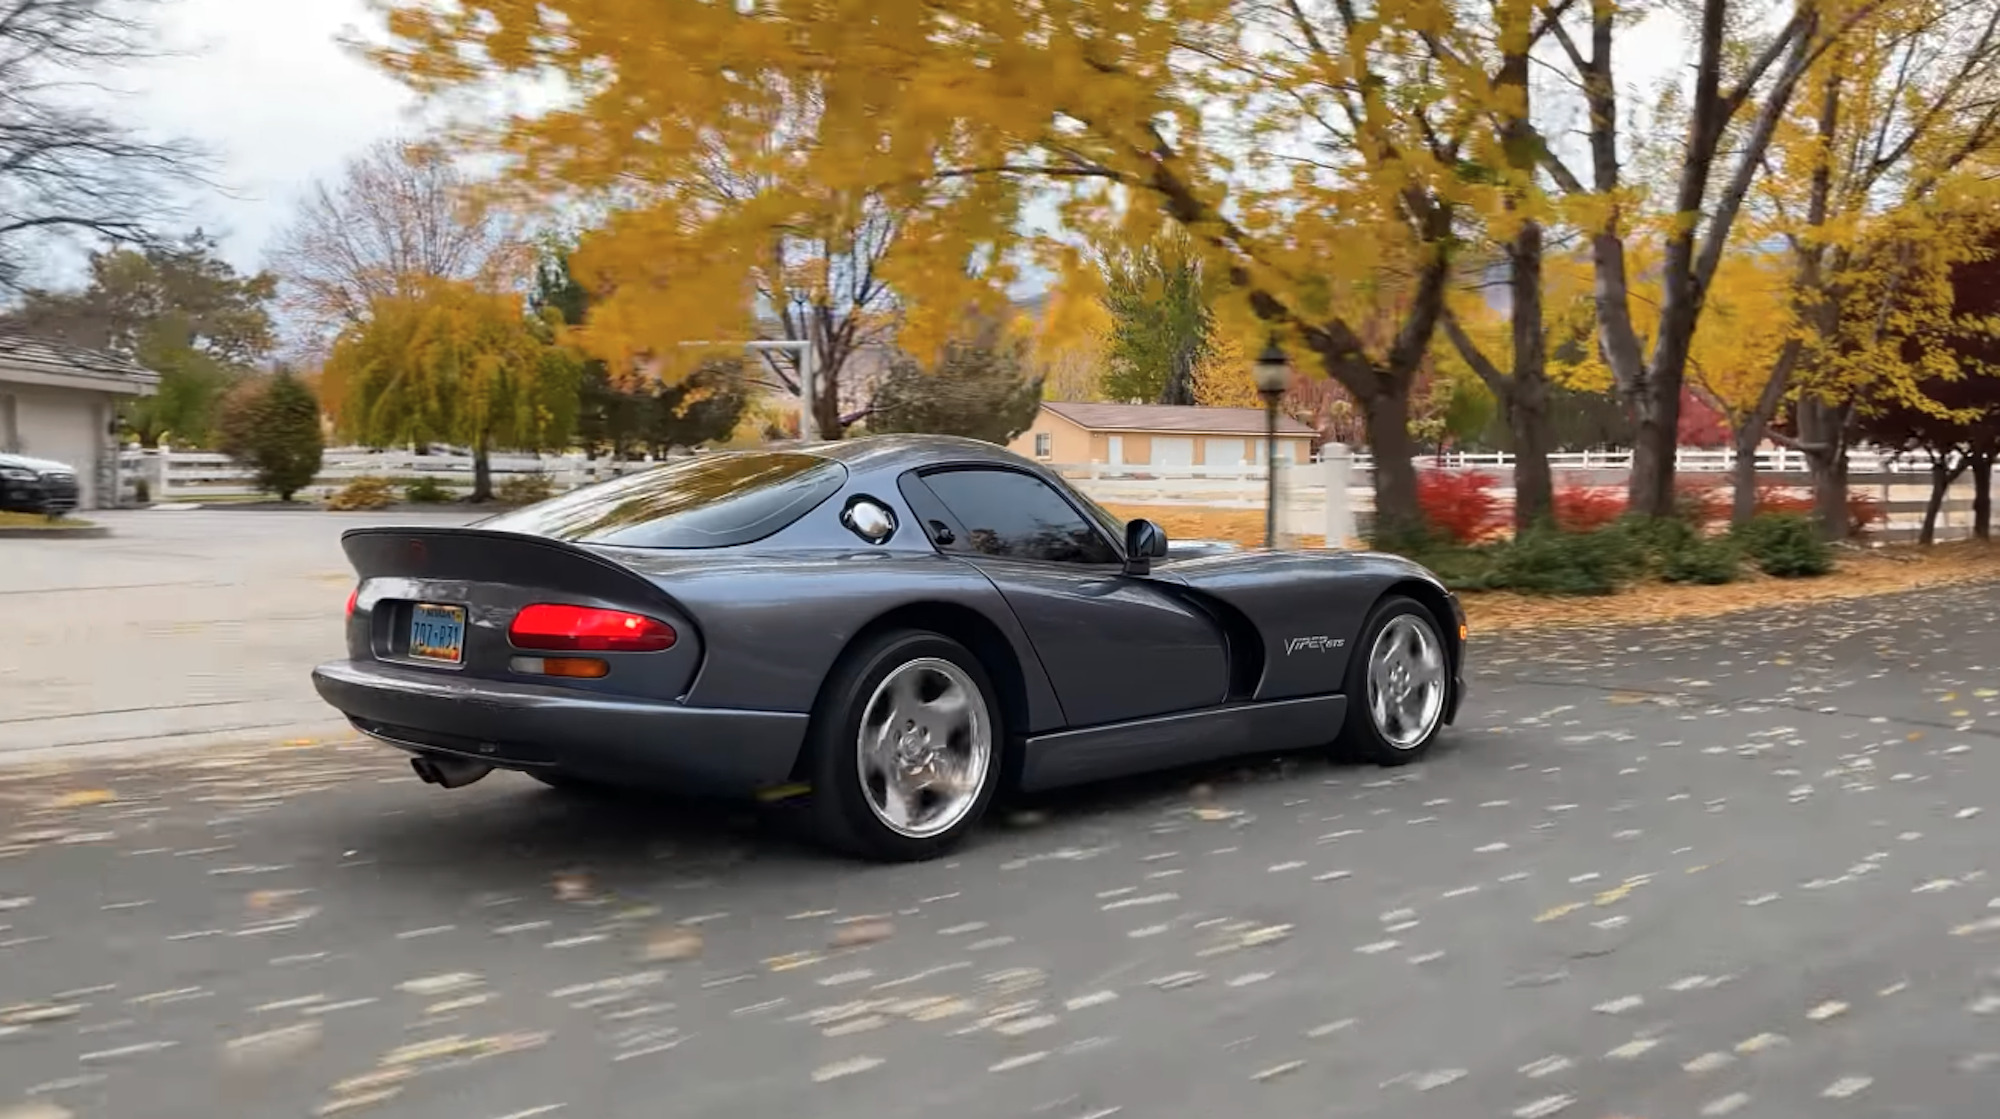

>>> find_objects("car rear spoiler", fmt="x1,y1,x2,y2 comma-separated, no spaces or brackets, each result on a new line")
340,526,674,606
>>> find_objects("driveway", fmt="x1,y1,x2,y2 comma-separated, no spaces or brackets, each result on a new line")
0,508,479,765
3,581,2000,1116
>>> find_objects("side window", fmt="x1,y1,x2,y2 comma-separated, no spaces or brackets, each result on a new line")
923,469,1119,565
1033,432,1052,458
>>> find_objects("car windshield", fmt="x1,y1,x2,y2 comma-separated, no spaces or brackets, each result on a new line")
476,451,848,548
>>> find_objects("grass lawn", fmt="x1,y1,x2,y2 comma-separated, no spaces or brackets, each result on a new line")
0,511,95,528
1103,503,2000,633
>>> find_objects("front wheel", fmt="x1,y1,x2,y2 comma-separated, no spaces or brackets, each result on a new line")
1335,595,1451,766
807,630,1003,861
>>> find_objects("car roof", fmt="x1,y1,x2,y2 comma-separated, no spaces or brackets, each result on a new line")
794,433,1039,474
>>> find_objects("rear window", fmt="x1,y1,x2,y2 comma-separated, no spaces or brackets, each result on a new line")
476,452,848,548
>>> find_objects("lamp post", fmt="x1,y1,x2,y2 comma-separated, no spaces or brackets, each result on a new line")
1253,338,1290,549
790,292,816,441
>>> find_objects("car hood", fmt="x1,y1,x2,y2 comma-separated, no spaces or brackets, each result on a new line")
0,452,76,475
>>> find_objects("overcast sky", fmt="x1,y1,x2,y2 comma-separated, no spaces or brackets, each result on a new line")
127,0,414,278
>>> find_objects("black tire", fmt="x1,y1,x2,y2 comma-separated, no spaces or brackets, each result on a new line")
1335,595,1452,766
807,629,1004,862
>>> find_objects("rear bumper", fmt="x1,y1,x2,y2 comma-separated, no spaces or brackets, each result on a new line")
312,660,809,796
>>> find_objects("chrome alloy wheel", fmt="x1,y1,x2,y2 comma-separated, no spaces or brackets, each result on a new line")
1366,613,1446,749
856,657,992,839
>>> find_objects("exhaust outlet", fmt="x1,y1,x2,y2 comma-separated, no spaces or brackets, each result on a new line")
411,755,494,789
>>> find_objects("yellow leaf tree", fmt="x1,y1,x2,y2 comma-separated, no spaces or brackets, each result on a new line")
1531,0,1887,517
327,278,581,501
363,0,1522,533
1719,2,2000,530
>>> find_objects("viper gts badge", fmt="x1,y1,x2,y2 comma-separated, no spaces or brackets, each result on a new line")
1284,635,1345,654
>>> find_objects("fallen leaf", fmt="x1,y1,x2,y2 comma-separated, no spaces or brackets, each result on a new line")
552,872,592,902
221,1022,325,1071
640,927,704,962
49,789,114,808
830,920,894,948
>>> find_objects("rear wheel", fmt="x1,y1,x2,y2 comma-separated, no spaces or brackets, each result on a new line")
808,629,1002,861
1335,595,1450,766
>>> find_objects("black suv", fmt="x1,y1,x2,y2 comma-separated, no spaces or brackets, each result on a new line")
0,452,82,515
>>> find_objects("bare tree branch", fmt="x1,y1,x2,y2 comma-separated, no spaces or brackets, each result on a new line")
267,139,527,361
0,0,210,290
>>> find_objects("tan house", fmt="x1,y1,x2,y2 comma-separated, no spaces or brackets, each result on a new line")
1010,402,1318,469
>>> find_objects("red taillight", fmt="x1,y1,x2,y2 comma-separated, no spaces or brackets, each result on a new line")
508,604,676,653
345,588,358,618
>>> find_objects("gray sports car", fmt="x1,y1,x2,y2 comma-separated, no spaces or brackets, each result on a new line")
312,434,1466,861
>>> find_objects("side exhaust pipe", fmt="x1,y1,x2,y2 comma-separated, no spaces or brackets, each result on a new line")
411,754,493,789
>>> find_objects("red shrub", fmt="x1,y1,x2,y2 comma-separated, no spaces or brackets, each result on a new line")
1847,492,1885,537
1416,469,1503,544
1754,485,1815,516
1674,479,1729,528
1553,483,1627,531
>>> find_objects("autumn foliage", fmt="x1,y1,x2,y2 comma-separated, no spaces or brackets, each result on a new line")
1552,484,1627,532
1416,470,1504,544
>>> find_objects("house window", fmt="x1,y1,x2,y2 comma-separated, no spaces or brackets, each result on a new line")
1033,432,1052,458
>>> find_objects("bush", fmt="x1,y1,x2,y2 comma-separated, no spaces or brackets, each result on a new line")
1553,483,1626,531
1754,485,1815,516
1660,533,1742,584
214,371,324,501
1415,469,1503,544
328,476,397,511
496,472,556,505
1847,492,1885,537
404,476,453,504
1674,480,1729,528
1732,512,1832,577
1481,524,1647,596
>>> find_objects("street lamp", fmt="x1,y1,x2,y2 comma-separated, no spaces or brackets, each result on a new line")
1253,337,1290,549
790,292,815,442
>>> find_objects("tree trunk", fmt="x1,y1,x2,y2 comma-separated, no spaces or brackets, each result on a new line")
1729,429,1761,524
1974,454,1993,541
1920,455,1962,546
1798,396,1852,540
1359,385,1420,539
1506,212,1553,531
471,435,493,503
1161,343,1196,406
1626,377,1679,518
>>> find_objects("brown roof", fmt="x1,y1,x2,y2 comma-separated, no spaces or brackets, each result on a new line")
1042,401,1317,437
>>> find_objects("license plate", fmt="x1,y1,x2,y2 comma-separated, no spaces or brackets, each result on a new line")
409,603,467,664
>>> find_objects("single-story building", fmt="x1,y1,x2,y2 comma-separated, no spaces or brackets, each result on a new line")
0,332,158,510
1010,401,1318,468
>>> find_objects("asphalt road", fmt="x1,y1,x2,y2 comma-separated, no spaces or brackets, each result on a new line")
7,582,2000,1118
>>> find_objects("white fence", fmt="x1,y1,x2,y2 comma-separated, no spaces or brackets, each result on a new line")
117,442,1984,544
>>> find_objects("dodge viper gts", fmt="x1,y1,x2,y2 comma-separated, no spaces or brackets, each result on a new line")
312,434,1466,861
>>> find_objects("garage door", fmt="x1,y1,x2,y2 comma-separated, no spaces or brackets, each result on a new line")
15,387,102,509
1151,437,1194,467
1203,437,1246,466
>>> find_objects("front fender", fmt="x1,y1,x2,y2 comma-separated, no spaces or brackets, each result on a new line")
1161,548,1456,702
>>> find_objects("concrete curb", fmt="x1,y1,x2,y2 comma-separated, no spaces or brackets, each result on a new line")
0,523,111,539
0,718,361,771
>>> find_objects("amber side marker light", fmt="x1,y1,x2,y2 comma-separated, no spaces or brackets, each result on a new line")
1460,623,1469,642
510,655,610,679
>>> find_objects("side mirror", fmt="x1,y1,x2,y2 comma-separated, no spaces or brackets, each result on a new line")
1123,518,1169,574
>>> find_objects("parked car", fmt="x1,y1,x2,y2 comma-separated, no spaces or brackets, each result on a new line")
0,452,82,515
312,434,1466,861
